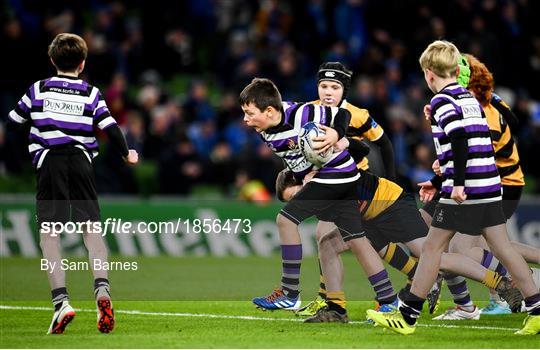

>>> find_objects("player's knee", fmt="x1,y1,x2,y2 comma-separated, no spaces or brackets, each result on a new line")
316,225,337,242
346,236,371,253
315,222,338,241
276,213,297,230
39,232,60,250
82,232,106,247
317,237,333,259
318,231,348,254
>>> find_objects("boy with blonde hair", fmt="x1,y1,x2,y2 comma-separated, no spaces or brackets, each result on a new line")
366,40,540,335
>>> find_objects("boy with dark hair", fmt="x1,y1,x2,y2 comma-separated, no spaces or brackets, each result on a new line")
240,78,397,319
8,33,138,334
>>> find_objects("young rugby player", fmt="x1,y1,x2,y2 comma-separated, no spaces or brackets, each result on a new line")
419,53,539,319
240,78,397,315
366,40,540,335
297,62,407,317
277,167,521,323
7,33,138,334
313,62,396,179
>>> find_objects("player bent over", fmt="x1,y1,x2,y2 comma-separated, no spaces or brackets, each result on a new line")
7,33,138,334
366,40,540,336
240,78,397,315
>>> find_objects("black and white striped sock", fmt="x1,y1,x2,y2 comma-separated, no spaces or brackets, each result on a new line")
524,293,540,315
94,278,111,300
51,287,69,311
398,289,424,325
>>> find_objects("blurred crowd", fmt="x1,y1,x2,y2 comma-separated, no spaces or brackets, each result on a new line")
2,0,540,197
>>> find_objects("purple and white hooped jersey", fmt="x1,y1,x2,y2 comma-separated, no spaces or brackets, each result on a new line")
430,83,501,204
261,101,359,184
9,76,117,168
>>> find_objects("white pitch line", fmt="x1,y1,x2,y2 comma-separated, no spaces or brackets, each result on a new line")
0,305,519,331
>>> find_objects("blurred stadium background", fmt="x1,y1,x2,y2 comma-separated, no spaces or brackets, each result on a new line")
1,0,539,257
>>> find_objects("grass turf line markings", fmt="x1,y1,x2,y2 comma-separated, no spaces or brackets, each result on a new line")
0,305,519,332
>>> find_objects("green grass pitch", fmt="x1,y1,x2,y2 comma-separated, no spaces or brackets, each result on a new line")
1,256,538,348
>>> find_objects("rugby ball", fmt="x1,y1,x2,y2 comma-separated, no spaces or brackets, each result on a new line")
298,122,333,167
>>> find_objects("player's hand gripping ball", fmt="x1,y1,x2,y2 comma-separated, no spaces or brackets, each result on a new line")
298,122,333,167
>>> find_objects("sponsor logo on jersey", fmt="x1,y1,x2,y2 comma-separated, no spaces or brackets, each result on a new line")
43,98,85,116
462,104,482,118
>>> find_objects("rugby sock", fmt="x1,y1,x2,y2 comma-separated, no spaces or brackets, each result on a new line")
524,294,540,315
327,291,347,314
368,269,396,304
317,257,327,299
51,287,69,311
482,270,503,290
94,278,111,300
281,244,302,299
443,272,474,311
481,250,509,277
383,243,418,280
398,289,424,325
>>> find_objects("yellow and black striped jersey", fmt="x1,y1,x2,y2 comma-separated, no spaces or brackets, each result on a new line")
311,99,385,170
486,95,524,187
356,170,403,220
